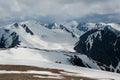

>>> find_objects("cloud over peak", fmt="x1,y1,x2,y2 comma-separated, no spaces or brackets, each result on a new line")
0,0,120,23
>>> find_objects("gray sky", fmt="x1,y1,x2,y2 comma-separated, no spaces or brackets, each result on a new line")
0,0,120,23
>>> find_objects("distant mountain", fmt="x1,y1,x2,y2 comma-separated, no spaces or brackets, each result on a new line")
3,21,79,51
1,20,120,73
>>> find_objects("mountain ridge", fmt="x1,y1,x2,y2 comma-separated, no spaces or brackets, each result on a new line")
1,20,120,73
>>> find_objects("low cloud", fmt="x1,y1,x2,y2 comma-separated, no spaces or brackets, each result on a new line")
0,0,119,23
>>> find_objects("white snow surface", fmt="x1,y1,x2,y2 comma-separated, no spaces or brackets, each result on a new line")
4,21,78,52
0,21,120,79
34,75,63,79
108,23,120,31
0,48,119,80
0,59,119,80
0,70,59,76
0,70,63,79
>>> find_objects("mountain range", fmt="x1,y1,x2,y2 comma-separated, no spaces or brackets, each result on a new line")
0,20,120,75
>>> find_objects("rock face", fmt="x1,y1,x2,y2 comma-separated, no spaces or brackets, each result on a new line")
74,25,120,72
0,28,20,48
21,24,34,35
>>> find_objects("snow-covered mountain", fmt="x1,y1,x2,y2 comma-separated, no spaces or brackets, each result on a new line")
2,21,80,52
2,21,107,51
0,20,120,78
74,24,120,72
6,21,103,51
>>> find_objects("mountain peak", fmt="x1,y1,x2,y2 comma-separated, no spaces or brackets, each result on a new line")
74,25,120,72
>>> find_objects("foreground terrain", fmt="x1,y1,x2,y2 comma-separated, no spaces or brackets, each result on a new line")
0,65,96,80
0,60,119,80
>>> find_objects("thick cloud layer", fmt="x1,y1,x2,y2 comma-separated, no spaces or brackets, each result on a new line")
0,0,120,23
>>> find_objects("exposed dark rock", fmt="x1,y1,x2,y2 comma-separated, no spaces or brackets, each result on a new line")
74,25,120,72
0,29,20,48
68,55,86,67
13,23,19,28
21,24,34,35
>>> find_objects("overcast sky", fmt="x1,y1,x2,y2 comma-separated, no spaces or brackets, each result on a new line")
0,0,120,23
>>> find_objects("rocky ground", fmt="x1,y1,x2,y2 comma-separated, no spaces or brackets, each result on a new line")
0,65,96,80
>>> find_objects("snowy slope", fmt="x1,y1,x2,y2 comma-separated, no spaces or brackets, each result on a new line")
108,23,120,31
0,21,120,79
4,21,78,51
0,47,100,68
0,47,119,79
0,57,119,80
1,21,109,51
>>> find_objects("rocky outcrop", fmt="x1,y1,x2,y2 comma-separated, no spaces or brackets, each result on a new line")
0,28,20,48
74,25,120,72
